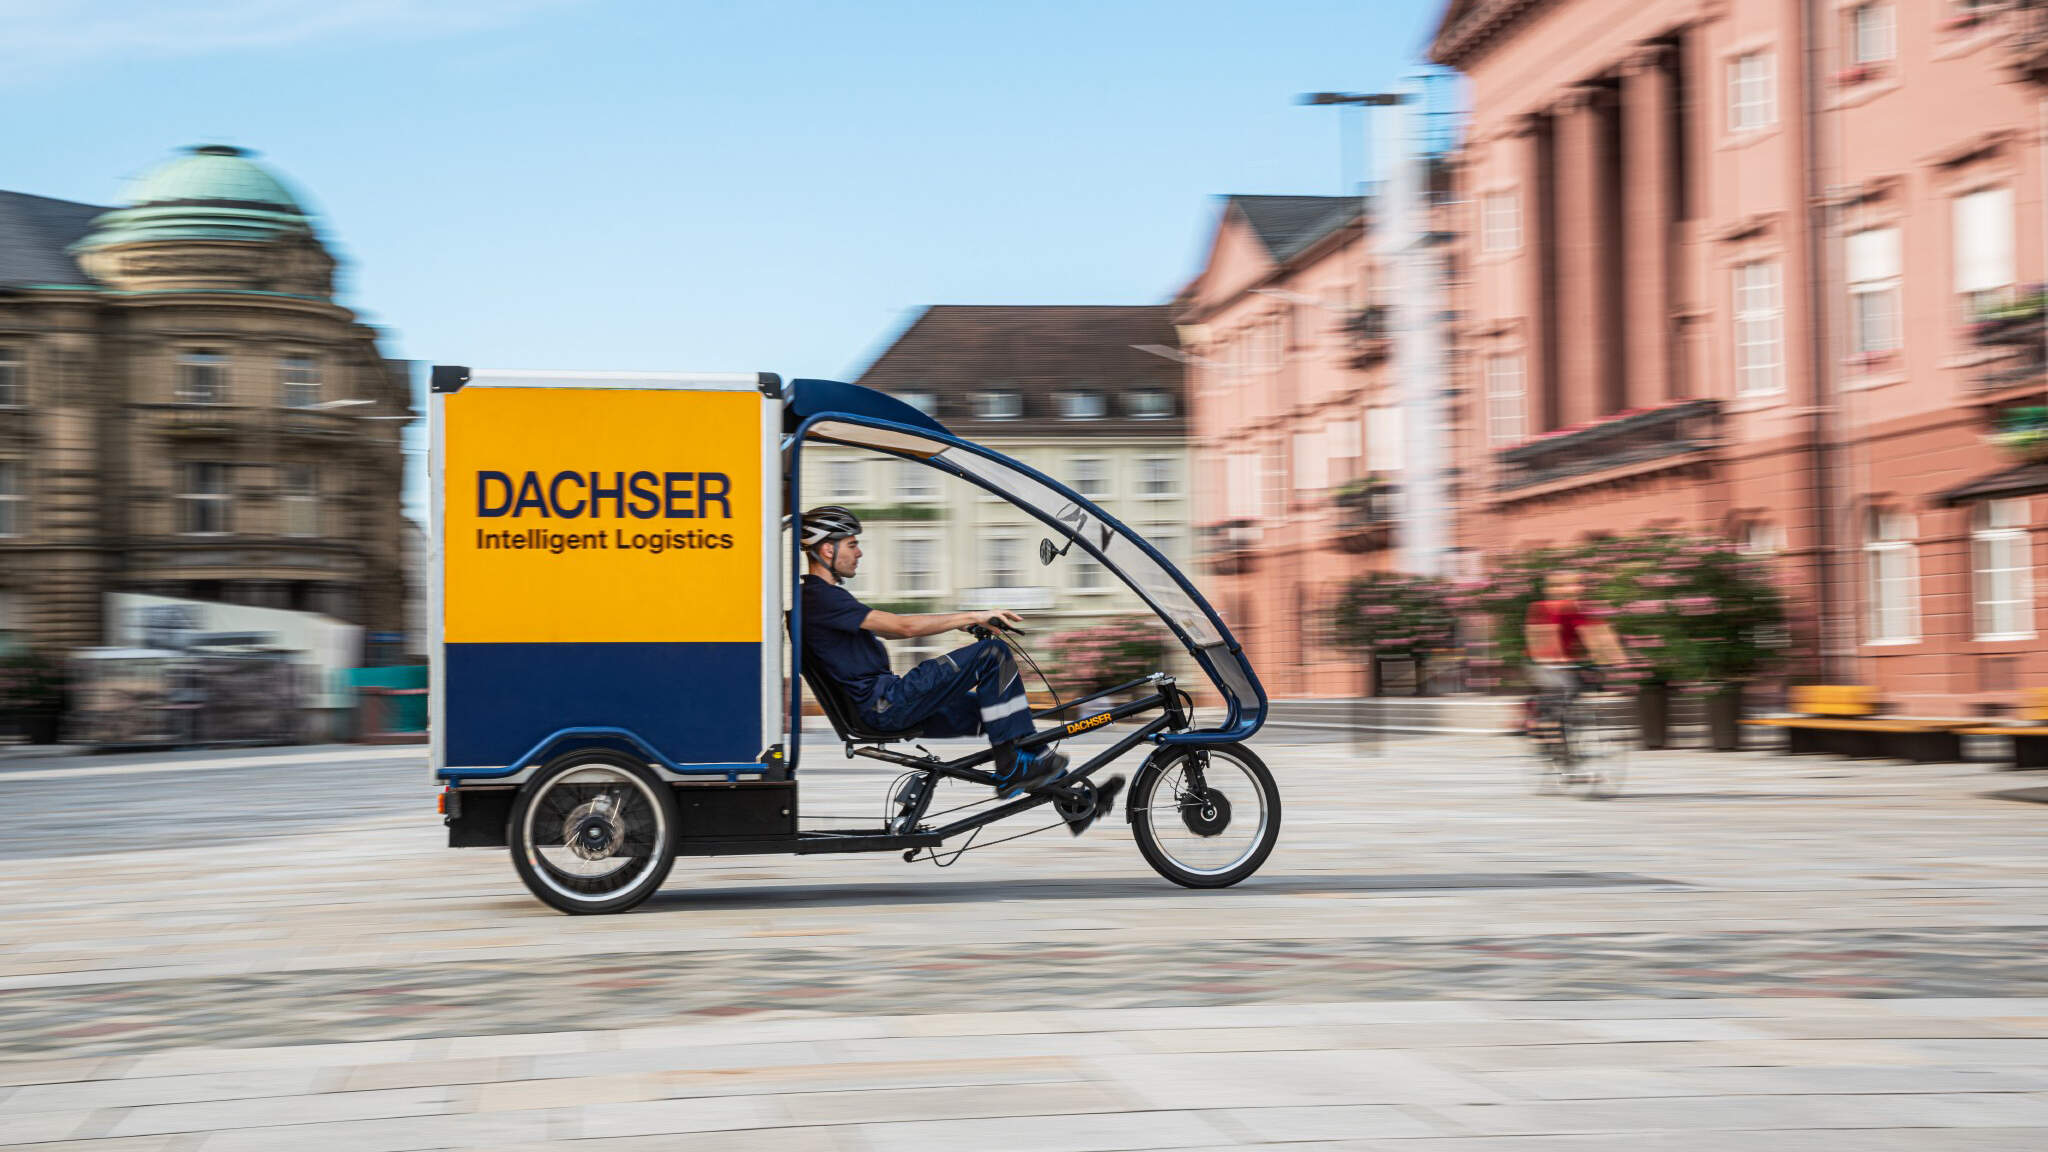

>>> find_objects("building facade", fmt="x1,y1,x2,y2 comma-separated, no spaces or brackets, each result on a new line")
1434,0,2048,711
1177,195,1409,697
814,305,1191,670
0,145,411,655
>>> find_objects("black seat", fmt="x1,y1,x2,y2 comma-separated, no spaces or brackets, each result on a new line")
799,663,926,744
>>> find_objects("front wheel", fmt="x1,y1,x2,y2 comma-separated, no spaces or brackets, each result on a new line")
510,751,679,914
1128,743,1280,888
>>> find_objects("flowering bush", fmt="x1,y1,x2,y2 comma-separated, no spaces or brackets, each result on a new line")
1329,572,1457,656
1046,616,1169,696
1472,530,1788,684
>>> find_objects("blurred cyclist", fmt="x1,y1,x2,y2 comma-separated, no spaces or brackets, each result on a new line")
1525,570,1625,735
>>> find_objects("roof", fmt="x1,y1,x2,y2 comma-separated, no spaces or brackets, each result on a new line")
0,190,106,288
1229,195,1360,264
1430,0,1549,70
74,145,316,251
854,305,1186,435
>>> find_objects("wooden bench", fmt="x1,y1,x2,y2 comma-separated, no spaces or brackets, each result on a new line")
1743,685,1968,763
1956,688,2048,769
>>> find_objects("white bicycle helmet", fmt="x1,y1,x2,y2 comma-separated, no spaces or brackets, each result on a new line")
800,505,863,551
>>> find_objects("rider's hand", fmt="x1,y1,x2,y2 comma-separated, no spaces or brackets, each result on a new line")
963,609,1023,633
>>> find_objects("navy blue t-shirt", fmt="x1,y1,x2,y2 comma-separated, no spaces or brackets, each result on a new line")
799,574,892,708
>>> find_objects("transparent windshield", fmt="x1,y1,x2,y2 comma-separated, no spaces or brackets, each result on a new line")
794,416,1263,740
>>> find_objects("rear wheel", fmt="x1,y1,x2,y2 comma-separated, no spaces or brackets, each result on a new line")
1129,743,1279,888
510,751,678,914
1559,695,1629,800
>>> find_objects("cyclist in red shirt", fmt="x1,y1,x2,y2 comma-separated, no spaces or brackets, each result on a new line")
1525,571,1624,736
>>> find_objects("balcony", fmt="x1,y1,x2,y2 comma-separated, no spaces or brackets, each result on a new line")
1496,398,1722,493
2007,1,2048,84
1199,519,1260,575
276,407,361,442
1329,478,1398,554
1347,306,1392,369
1967,291,2048,397
153,404,249,440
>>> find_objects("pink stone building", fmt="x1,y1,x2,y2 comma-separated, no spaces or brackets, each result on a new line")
1435,0,2048,712
1178,196,1405,697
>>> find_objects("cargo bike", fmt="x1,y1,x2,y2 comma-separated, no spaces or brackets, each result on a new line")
429,368,1275,914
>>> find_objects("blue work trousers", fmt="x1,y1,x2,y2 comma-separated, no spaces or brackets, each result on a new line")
859,637,1034,745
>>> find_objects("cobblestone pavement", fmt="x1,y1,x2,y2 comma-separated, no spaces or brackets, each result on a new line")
3,734,2046,1149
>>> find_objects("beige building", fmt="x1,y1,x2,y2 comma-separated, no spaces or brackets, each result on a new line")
806,305,1191,669
0,145,410,656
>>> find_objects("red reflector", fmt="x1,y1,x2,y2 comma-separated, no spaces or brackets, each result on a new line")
437,789,448,815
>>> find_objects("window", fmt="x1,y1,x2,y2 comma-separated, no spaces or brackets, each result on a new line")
1068,457,1109,499
1326,418,1362,483
1291,430,1327,491
895,391,937,417
1739,520,1785,556
1149,527,1183,569
279,355,321,408
282,464,318,537
1865,508,1918,643
1058,391,1105,420
1253,319,1281,373
0,461,22,537
1071,551,1108,592
1851,3,1894,65
1128,390,1172,418
1847,227,1902,358
1973,498,2034,639
1481,190,1520,253
1138,456,1178,498
894,458,938,502
1728,51,1775,132
0,346,20,407
1485,355,1525,446
178,350,227,404
1955,187,2016,321
897,535,938,595
1226,452,1260,519
178,462,232,535
1367,407,1405,473
973,391,1022,420
824,457,866,501
983,536,1023,589
1734,260,1784,395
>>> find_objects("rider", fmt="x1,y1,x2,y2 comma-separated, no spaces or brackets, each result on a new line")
796,506,1069,797
1525,570,1625,729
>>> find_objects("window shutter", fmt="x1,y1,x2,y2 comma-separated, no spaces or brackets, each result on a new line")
1955,188,2015,295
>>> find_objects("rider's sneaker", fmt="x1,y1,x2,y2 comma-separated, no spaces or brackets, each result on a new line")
994,749,1069,799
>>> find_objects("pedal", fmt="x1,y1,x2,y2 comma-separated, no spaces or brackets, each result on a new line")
889,773,933,836
1057,774,1125,836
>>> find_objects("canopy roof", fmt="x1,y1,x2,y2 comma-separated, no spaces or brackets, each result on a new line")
785,379,1264,744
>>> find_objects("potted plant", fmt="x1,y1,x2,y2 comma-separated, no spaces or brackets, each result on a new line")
0,651,66,745
1990,406,2048,465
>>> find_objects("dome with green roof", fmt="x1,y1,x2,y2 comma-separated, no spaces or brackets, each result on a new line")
72,145,316,251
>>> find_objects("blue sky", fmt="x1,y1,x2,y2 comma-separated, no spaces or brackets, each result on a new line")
6,0,1446,516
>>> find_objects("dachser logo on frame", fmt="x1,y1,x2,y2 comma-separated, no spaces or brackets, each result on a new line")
471,470,737,555
1064,712,1113,737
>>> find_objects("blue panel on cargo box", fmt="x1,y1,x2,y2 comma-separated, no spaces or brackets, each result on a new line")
444,642,759,768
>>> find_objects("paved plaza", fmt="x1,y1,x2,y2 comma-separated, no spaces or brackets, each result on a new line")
2,731,2045,1149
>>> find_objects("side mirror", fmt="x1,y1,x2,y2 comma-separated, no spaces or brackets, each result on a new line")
1039,538,1060,566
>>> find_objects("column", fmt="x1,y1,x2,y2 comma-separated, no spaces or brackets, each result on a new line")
1623,43,1675,408
1552,85,1607,429
1513,113,1559,432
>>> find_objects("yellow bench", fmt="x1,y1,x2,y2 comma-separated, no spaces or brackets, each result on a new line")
1956,688,2048,769
1744,685,1968,762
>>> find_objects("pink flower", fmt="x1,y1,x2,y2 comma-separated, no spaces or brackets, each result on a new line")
1675,596,1719,616
1622,599,1666,615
